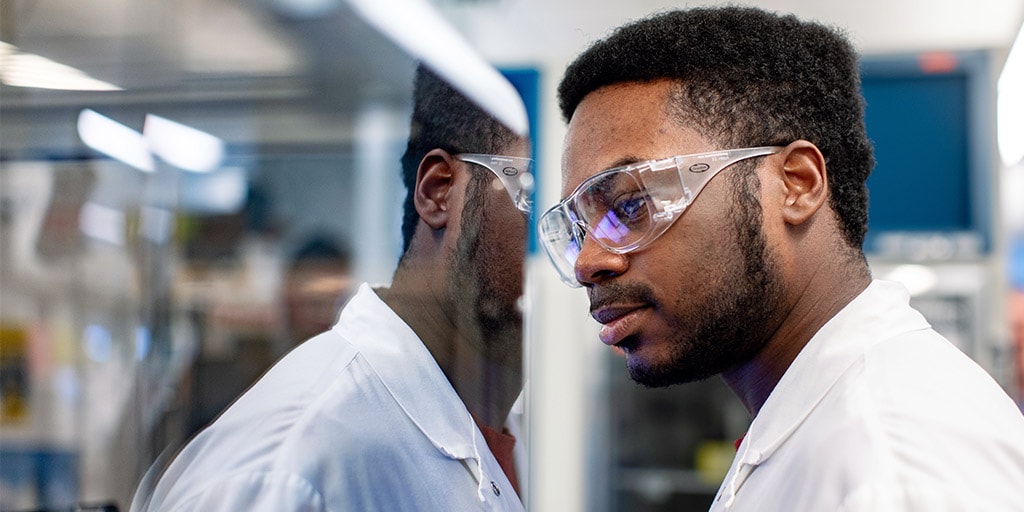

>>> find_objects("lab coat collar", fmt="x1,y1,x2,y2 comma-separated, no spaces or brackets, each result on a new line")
333,283,481,463
725,280,931,496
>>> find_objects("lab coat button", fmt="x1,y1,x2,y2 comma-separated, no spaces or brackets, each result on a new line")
490,481,501,496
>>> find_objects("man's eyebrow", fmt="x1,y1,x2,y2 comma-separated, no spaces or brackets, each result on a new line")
604,155,647,170
561,154,650,196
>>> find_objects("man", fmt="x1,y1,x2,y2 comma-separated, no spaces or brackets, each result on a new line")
134,65,531,511
540,6,1024,510
282,235,352,345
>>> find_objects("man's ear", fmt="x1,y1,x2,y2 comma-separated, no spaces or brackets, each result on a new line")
780,140,828,226
414,149,457,230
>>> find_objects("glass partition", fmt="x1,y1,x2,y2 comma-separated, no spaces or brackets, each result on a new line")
0,1,531,509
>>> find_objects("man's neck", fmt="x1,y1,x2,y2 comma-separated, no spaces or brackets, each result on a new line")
377,270,522,430
721,259,871,417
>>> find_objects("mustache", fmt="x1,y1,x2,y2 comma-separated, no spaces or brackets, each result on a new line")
588,281,657,313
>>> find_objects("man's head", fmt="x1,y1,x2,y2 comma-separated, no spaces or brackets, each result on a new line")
558,6,873,250
284,235,351,343
400,66,527,255
397,65,531,365
549,7,873,387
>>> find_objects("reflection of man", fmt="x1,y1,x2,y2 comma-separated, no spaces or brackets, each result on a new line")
134,65,531,511
541,7,1024,511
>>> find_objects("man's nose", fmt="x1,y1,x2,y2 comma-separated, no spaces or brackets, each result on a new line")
574,236,628,286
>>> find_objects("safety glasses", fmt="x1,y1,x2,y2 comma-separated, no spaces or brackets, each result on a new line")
539,146,783,287
454,153,534,213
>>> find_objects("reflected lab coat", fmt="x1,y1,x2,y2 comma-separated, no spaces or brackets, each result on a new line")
133,283,524,512
712,280,1024,511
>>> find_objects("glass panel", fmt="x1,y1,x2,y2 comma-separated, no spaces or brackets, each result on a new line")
0,1,530,510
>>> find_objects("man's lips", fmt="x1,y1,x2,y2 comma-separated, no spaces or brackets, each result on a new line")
591,305,649,346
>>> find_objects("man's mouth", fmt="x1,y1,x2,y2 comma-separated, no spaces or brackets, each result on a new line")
591,305,649,346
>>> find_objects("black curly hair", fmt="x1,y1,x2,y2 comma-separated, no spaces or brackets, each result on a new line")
558,6,875,249
399,65,522,255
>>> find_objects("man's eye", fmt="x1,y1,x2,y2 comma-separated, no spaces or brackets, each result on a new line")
613,194,648,224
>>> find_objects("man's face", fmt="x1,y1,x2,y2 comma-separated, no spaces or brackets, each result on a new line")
446,140,530,368
285,260,351,343
561,80,785,386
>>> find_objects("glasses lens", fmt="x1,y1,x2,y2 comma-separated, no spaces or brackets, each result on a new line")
575,170,652,250
539,208,583,287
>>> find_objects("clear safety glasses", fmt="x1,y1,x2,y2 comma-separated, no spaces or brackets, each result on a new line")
454,153,535,213
539,146,783,287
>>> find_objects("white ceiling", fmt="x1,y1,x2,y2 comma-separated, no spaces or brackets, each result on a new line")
440,0,1024,64
6,0,1024,76
2,0,1022,157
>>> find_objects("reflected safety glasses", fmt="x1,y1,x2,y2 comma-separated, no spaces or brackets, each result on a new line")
454,153,535,213
539,146,783,287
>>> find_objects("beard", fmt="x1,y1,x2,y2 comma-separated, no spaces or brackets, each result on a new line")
626,171,786,387
445,174,525,368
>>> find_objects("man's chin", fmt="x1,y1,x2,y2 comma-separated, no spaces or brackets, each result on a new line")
625,351,667,388
626,353,713,388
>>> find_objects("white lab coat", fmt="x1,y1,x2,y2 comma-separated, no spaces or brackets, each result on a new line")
133,283,524,512
712,280,1024,511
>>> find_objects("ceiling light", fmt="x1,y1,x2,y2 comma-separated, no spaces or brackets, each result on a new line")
144,114,225,173
1,41,123,91
77,109,154,172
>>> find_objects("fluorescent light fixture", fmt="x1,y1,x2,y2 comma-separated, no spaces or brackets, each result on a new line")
0,41,123,91
144,114,225,173
78,109,226,174
77,109,155,172
345,0,528,137
998,21,1024,167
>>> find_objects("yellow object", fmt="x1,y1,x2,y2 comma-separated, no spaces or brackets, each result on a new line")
695,440,735,486
0,324,30,422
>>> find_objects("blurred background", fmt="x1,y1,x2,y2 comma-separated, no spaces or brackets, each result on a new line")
1,0,1022,511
